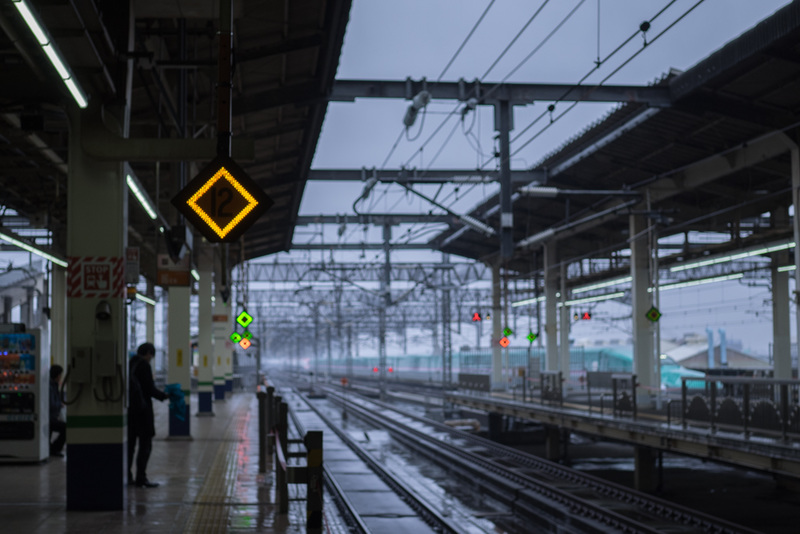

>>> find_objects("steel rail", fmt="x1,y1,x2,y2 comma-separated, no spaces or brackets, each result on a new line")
325,387,760,534
287,389,462,534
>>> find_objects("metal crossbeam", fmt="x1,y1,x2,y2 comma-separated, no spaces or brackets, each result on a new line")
308,168,542,183
331,79,672,106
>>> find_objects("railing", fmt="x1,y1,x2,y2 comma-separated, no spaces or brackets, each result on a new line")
681,376,800,440
540,371,563,406
457,373,491,395
257,387,323,533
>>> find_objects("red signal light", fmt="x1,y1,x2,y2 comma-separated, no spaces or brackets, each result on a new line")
582,312,591,320
472,312,481,322
372,366,378,373
388,367,394,373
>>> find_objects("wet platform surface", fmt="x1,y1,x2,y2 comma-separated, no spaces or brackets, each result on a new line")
0,392,321,533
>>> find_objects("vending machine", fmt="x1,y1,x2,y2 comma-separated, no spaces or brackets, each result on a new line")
0,329,48,462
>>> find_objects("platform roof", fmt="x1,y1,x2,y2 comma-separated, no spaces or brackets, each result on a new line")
430,1,800,277
0,0,351,278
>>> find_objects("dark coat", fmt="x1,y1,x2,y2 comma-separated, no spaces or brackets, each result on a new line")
49,380,62,424
128,355,168,437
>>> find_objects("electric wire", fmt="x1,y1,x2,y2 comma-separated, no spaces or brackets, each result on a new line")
479,0,552,80
403,0,572,171
392,0,571,241
435,0,497,84
348,0,699,258
474,0,679,164
508,0,706,159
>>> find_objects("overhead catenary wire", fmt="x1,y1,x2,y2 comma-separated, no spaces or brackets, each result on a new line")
506,0,696,160
435,0,497,84
403,0,571,171
387,0,574,242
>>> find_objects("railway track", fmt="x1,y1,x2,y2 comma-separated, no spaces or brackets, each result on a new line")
320,385,761,534
284,389,468,533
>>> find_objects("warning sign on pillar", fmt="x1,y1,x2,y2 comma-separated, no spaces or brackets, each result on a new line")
67,257,124,298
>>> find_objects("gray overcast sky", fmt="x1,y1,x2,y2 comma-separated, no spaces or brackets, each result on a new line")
288,0,792,356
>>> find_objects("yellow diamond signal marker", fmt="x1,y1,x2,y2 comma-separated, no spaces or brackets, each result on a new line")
186,167,257,240
172,155,273,243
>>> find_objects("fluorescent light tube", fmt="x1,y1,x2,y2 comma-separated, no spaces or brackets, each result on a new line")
573,276,632,294
135,293,157,306
656,273,743,292
13,1,48,45
0,228,68,268
63,78,88,109
12,0,88,109
671,241,794,272
563,291,625,306
126,174,157,220
42,44,69,78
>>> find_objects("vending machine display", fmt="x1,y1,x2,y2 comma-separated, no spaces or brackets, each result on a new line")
0,330,47,462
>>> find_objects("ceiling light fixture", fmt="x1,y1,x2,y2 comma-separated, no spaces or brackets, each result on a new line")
0,227,68,267
12,0,88,109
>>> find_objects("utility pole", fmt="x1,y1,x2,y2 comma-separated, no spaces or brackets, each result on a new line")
379,223,391,400
442,254,452,390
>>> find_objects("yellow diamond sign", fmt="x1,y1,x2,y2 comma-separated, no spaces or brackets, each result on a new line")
172,155,273,243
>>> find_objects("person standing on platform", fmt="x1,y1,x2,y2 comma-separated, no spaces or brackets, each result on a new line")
128,342,168,488
49,364,66,457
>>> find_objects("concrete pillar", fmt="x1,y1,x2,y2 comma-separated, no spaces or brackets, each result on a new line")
20,286,33,328
196,253,214,415
225,349,234,393
213,273,228,401
792,147,800,372
491,261,503,389
167,286,191,437
51,266,67,368
634,445,658,492
544,242,558,371
772,248,792,379
65,105,128,511
559,262,570,385
1,296,11,322
145,279,155,343
630,213,655,406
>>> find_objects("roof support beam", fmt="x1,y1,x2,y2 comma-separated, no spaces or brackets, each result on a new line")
308,168,543,183
331,79,672,106
296,214,453,225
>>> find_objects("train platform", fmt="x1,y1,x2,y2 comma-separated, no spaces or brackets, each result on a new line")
0,391,325,533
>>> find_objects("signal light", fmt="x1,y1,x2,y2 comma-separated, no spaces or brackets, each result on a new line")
573,312,579,321
388,367,394,373
239,338,251,350
582,312,591,320
472,312,481,322
485,312,491,320
236,311,253,328
499,336,510,348
372,366,378,373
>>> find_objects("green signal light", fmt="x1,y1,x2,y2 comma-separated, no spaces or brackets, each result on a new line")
243,330,252,340
503,327,513,337
527,332,538,343
230,332,242,343
236,311,253,328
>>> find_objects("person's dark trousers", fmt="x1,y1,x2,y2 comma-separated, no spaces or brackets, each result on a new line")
127,424,137,483
50,420,66,455
127,427,153,483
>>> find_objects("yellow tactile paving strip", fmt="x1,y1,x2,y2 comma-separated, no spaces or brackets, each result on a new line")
183,404,250,532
